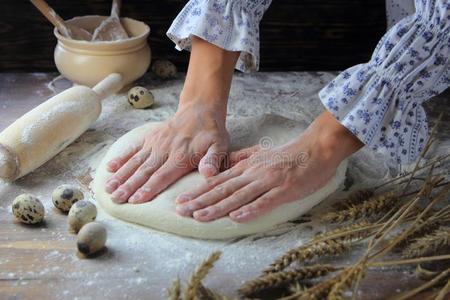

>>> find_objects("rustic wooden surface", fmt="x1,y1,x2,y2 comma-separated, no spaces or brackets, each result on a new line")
0,0,386,72
0,73,448,300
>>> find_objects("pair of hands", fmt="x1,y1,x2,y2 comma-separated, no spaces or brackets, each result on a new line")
104,104,350,223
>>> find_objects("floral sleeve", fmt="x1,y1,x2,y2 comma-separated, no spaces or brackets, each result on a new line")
319,0,450,165
167,0,272,72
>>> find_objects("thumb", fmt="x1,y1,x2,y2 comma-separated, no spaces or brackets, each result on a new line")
198,143,227,177
229,145,260,167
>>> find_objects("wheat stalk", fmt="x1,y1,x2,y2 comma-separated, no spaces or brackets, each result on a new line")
394,266,450,300
321,191,397,223
435,278,450,300
374,153,450,190
327,264,365,300
402,227,450,259
313,220,376,242
239,265,339,296
415,264,439,280
183,251,221,300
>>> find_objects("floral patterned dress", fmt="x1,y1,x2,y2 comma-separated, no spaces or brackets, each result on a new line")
167,0,450,165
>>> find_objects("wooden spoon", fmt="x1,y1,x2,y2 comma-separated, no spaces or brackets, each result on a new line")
92,0,129,41
30,0,92,40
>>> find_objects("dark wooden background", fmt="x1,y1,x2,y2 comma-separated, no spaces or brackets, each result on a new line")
0,0,386,72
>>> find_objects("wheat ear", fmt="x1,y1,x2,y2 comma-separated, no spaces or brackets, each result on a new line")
402,227,450,258
279,266,357,300
332,189,374,209
168,278,181,300
183,251,221,300
198,284,229,300
239,265,339,297
321,191,397,223
264,240,348,274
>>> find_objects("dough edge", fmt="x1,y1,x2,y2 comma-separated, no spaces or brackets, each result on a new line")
92,122,347,240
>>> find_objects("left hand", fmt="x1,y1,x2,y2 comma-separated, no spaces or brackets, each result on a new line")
175,111,364,223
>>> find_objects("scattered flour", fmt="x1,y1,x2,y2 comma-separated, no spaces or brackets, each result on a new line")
0,73,448,299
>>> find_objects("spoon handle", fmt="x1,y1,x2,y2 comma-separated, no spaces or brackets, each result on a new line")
30,0,72,37
111,0,122,18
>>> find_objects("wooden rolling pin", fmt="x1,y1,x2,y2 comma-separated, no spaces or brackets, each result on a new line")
0,73,123,181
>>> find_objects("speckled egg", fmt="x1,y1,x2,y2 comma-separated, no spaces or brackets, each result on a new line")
68,200,97,233
77,222,107,256
12,194,45,224
127,86,154,109
151,59,177,79
52,184,84,213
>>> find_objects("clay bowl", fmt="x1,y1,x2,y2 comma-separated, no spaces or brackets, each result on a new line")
54,15,151,87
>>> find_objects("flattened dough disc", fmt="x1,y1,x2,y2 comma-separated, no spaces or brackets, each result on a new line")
92,114,347,239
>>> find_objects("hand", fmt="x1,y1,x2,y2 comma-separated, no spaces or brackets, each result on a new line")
175,111,364,223
105,105,229,203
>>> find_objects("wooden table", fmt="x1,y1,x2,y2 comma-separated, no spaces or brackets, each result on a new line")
0,73,449,300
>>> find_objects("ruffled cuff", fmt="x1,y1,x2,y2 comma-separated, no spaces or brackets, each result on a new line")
167,0,272,72
320,0,450,165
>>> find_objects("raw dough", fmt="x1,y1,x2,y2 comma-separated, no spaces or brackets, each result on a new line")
92,114,347,239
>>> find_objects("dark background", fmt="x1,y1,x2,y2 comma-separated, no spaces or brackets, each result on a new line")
0,0,386,72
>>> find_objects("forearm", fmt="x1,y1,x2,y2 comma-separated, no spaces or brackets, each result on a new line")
179,36,240,120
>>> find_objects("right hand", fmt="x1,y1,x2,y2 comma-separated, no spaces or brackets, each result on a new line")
104,104,229,204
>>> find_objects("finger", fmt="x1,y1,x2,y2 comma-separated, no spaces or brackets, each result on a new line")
176,176,250,217
175,165,245,204
106,141,143,172
229,145,260,167
128,157,193,204
198,143,227,177
110,154,163,203
229,187,290,223
192,180,271,222
105,149,151,195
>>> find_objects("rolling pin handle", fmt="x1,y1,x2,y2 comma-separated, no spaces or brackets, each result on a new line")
92,73,124,100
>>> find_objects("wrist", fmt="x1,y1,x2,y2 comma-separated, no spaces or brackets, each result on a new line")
301,111,364,167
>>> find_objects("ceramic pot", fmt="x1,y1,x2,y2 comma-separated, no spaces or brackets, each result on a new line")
54,15,151,87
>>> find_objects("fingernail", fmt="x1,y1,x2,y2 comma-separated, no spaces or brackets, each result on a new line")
194,209,209,218
111,190,126,202
176,195,192,204
108,161,118,170
231,210,251,220
141,187,151,193
202,165,217,177
129,193,142,203
105,180,119,193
